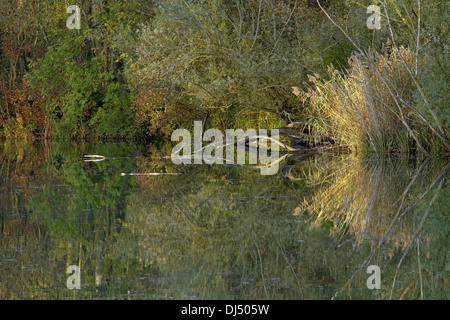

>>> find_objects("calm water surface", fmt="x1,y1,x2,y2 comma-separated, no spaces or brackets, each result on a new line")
0,141,448,299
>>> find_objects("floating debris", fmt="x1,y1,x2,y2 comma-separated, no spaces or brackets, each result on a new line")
121,172,182,176
84,155,106,162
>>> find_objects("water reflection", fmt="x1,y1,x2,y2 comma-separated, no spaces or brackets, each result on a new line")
0,141,448,299
294,154,449,299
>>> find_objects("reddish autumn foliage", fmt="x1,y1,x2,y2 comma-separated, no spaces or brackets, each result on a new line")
0,77,45,137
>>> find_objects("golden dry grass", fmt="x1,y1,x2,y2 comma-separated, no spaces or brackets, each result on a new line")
302,46,447,155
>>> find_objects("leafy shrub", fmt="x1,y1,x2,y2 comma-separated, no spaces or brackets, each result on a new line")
126,0,350,132
27,34,135,140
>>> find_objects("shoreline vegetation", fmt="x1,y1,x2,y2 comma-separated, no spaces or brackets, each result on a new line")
0,0,448,157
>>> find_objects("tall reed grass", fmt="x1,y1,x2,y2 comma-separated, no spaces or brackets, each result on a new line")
302,47,449,156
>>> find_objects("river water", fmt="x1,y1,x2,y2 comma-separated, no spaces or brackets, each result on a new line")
0,141,448,299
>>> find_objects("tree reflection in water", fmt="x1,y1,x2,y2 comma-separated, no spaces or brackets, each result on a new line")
0,141,447,299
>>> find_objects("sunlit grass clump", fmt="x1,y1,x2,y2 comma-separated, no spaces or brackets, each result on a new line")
302,47,449,156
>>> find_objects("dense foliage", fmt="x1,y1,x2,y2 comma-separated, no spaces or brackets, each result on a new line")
0,0,448,155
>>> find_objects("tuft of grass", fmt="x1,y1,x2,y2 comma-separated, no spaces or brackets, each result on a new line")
301,47,449,156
